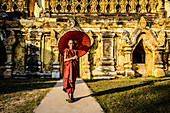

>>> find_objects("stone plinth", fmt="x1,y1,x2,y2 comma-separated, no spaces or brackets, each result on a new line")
154,47,165,77
52,62,60,79
92,33,116,76
124,46,135,77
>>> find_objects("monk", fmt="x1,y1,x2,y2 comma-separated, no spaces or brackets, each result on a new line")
63,39,78,103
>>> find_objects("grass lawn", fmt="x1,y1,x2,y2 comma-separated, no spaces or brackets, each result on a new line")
0,78,57,113
84,77,170,113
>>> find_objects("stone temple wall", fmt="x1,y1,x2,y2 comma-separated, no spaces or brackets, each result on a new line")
0,0,170,78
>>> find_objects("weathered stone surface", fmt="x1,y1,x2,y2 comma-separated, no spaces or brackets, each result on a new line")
0,0,169,78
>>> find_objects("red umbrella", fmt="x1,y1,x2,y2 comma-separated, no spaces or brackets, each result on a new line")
58,31,91,57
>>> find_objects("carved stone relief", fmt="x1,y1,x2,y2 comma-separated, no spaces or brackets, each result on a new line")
14,37,25,72
129,0,138,13
81,0,88,13
90,0,98,13
139,0,148,13
150,0,158,13
119,0,128,13
109,0,118,13
99,0,108,13
103,40,112,58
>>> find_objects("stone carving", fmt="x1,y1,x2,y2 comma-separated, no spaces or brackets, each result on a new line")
129,0,138,13
139,16,147,28
109,0,118,13
3,31,16,46
61,0,67,13
71,0,79,13
90,0,98,13
150,0,158,13
139,0,148,13
81,0,88,13
103,41,111,57
34,2,43,17
157,30,165,46
14,38,25,72
67,19,76,28
157,0,163,11
119,0,128,13
155,51,162,63
99,0,108,13
17,0,25,12
7,0,14,12
120,30,131,46
50,0,58,12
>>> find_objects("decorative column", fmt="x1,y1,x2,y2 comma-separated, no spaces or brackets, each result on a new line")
124,45,135,77
168,52,170,71
92,32,116,76
154,47,165,77
158,0,167,18
81,52,91,79
3,31,16,78
52,62,60,79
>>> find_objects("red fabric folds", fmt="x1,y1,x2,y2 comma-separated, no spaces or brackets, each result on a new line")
63,48,78,94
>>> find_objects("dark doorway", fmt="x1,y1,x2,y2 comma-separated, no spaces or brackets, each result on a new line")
133,39,145,63
0,40,6,66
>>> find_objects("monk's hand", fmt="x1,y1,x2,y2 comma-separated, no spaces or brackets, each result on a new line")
73,55,78,60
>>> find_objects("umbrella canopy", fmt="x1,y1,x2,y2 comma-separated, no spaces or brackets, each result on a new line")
58,31,91,57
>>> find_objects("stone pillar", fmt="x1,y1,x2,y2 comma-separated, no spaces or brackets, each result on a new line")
4,46,13,78
81,52,91,79
124,46,135,77
92,33,116,76
168,53,170,71
165,0,170,17
52,62,60,79
154,47,165,77
3,31,16,78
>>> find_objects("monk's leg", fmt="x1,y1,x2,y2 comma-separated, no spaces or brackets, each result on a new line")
71,92,74,99
67,93,70,99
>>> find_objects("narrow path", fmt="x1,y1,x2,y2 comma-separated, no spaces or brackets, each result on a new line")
34,78,103,113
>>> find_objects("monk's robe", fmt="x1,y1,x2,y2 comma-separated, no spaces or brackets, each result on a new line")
63,48,78,93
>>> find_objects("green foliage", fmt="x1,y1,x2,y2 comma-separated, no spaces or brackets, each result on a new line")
85,77,170,113
0,78,57,113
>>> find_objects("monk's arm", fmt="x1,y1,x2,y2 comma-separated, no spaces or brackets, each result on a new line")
74,50,79,61
64,51,77,62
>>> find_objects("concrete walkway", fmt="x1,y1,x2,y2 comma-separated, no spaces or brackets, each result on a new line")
34,78,103,113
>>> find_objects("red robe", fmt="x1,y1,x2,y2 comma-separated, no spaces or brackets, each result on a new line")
63,48,78,93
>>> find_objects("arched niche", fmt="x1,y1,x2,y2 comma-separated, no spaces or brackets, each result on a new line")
131,30,156,76
131,28,157,75
133,39,145,64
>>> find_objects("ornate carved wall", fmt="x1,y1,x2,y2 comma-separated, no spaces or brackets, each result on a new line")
0,0,170,78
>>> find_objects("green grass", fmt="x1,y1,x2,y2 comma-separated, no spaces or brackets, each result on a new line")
0,78,57,113
84,77,170,113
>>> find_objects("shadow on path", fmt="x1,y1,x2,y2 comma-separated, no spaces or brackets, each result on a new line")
74,94,92,102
